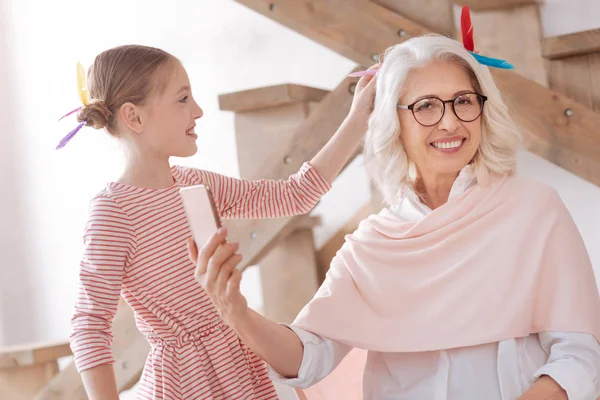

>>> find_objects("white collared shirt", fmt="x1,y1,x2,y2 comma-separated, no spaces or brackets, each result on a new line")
270,167,600,399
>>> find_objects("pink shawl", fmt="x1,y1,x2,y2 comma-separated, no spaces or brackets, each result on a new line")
294,175,600,352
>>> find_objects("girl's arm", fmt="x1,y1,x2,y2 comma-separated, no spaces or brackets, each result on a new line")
81,365,120,400
196,162,330,219
195,68,377,219
70,195,135,399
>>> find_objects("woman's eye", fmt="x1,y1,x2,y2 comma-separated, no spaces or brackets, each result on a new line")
179,96,189,103
416,102,433,111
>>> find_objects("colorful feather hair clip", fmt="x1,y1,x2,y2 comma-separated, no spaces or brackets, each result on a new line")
56,62,90,150
460,5,514,69
349,5,514,77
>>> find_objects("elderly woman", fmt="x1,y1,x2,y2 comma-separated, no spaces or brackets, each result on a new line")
189,34,600,400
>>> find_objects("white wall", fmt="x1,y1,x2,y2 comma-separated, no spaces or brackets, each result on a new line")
1,0,598,353
540,0,600,37
0,0,40,346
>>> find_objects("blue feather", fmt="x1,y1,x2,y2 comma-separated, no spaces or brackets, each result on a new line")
470,52,514,69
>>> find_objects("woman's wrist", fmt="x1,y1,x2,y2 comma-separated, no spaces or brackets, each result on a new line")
227,306,253,334
518,375,568,400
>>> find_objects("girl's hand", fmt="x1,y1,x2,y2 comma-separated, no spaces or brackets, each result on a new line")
187,228,249,328
348,63,378,123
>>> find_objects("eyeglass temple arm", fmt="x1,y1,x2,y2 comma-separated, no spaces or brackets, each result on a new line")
397,104,410,109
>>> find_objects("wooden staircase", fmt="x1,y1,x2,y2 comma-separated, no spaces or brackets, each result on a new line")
0,341,72,400
543,29,600,113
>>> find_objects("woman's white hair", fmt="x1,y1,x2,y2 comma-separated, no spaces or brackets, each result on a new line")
364,34,522,205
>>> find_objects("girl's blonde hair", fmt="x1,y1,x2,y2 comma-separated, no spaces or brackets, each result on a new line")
77,45,178,134
364,34,522,204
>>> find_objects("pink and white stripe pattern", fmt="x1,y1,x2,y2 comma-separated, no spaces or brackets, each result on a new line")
70,162,330,399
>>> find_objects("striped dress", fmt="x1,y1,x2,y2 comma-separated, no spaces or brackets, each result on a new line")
70,162,331,399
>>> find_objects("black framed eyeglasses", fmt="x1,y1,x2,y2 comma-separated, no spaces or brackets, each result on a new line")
397,92,487,127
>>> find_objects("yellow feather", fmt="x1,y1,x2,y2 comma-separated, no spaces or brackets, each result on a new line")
77,62,90,105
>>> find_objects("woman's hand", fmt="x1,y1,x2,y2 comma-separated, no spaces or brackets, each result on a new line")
517,375,568,400
187,228,249,329
187,229,305,378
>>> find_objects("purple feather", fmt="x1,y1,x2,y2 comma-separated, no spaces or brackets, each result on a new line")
56,121,86,150
58,106,82,121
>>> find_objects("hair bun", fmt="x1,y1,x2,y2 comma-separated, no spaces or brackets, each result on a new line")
77,100,112,129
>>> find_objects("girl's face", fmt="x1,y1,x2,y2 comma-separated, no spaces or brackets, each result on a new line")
137,61,204,159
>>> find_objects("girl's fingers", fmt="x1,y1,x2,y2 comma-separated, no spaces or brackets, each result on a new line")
355,63,379,92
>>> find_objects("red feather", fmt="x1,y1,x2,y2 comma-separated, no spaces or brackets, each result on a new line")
461,6,475,52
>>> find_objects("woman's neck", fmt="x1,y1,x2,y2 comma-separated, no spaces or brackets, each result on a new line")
118,145,174,189
415,171,459,210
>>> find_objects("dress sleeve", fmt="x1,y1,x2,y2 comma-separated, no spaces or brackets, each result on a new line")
69,195,136,372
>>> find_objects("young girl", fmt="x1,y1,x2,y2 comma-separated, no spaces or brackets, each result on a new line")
66,45,375,399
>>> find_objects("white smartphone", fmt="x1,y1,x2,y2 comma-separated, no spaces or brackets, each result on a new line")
180,184,222,254
180,185,248,280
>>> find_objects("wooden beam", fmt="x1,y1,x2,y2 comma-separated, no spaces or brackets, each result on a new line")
0,341,72,400
591,55,600,114
0,341,71,368
372,0,454,36
223,74,359,270
235,0,428,66
546,54,599,112
112,336,149,393
227,75,356,183
230,85,328,323
234,0,600,186
523,129,600,187
1,362,59,400
491,67,600,164
465,5,547,86
260,228,320,323
219,84,329,112
542,28,600,60
316,202,373,283
33,363,86,400
230,101,316,184
35,299,148,400
454,0,538,11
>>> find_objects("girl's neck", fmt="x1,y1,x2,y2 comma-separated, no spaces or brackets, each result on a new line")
118,147,174,189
